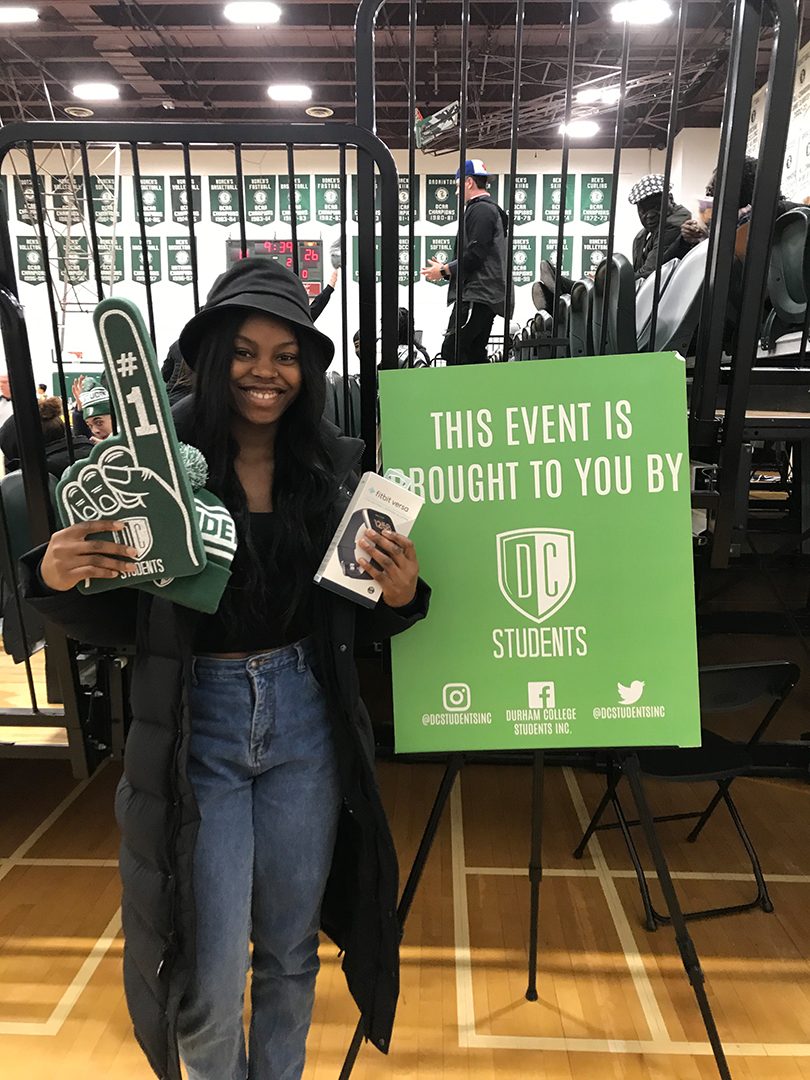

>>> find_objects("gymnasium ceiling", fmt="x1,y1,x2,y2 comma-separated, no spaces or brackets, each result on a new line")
0,1,779,150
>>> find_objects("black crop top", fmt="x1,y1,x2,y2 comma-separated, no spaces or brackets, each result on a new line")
194,512,311,654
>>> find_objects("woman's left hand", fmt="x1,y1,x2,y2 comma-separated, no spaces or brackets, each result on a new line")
357,529,419,608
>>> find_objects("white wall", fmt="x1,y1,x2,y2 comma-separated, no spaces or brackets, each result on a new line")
1,132,720,384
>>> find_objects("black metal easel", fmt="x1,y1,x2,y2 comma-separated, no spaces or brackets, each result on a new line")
339,750,731,1080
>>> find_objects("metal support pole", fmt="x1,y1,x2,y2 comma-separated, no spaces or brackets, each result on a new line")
453,0,471,366
525,750,545,1001
286,143,300,276
130,142,157,347
553,0,579,352
599,21,631,356
504,0,526,356
181,143,200,312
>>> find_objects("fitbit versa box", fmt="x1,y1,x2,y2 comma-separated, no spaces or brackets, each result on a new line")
314,471,424,607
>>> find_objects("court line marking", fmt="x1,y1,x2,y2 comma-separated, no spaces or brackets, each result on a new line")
465,867,810,884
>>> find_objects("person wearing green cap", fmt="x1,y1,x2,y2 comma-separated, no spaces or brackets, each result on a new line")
78,377,114,442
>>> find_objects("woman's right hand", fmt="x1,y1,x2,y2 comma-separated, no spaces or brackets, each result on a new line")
40,520,139,592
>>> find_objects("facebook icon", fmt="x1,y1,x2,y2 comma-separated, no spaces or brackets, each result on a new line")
527,682,556,709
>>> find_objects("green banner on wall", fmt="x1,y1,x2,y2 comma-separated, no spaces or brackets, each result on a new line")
315,175,343,225
134,176,165,227
14,174,45,226
512,236,537,286
352,235,381,282
540,235,573,276
170,176,201,226
398,175,420,226
56,236,89,284
425,175,457,225
581,235,609,277
52,175,84,226
379,355,699,753
17,237,46,285
542,174,575,226
398,237,421,286
90,176,122,227
167,237,194,285
96,236,124,284
130,236,162,284
351,175,381,224
279,175,311,223
209,176,240,226
580,173,613,226
244,176,276,225
504,174,537,225
423,235,454,285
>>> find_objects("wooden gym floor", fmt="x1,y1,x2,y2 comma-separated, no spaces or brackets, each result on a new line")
0,640,809,1079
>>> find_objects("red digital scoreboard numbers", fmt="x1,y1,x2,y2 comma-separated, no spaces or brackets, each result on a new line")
225,240,323,296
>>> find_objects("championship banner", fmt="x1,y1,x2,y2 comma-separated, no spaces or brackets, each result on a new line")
581,236,609,278
56,236,90,285
398,237,421,286
279,175,311,224
511,236,537,287
315,175,342,225
90,176,122,227
97,236,125,284
170,176,202,226
504,174,537,225
351,175,381,223
167,237,194,285
52,175,84,227
579,174,612,226
130,236,163,284
423,235,453,286
542,174,575,226
351,235,381,283
540,235,573,276
425,175,457,225
398,175,420,226
244,176,275,225
134,177,166,227
17,237,47,286
380,355,699,753
14,174,45,226
209,176,240,227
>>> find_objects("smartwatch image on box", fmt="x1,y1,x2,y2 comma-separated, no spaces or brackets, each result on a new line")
337,508,395,579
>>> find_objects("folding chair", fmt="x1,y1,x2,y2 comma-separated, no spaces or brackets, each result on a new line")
569,278,594,356
573,660,799,929
591,253,636,354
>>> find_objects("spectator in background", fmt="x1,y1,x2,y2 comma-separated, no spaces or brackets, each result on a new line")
161,342,195,406
627,174,690,277
79,380,114,442
0,396,92,478
0,372,12,429
397,308,431,368
37,383,47,400
309,268,339,322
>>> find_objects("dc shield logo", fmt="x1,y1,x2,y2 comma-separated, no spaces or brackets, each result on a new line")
496,529,576,623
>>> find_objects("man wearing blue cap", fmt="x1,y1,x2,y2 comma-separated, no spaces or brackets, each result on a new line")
421,159,509,365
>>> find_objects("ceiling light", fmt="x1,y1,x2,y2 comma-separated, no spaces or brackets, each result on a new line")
559,120,600,138
611,0,672,25
306,105,334,118
72,82,119,102
224,2,281,24
65,105,94,118
576,87,621,105
267,83,312,102
0,7,39,23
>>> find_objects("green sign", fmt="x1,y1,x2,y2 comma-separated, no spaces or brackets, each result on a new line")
423,235,454,286
167,237,194,285
582,235,609,278
209,176,240,226
541,235,573,276
398,237,421,286
56,236,89,284
17,237,47,285
351,235,381,283
130,236,162,284
512,236,537,286
90,176,122,226
542,174,575,226
96,236,125,284
351,175,381,224
398,175,420,226
14,174,45,226
52,175,84,226
580,173,612,226
425,175,457,225
279,175,311,223
379,355,699,753
134,176,165,227
244,176,275,226
504,174,537,225
315,175,343,225
170,176,201,226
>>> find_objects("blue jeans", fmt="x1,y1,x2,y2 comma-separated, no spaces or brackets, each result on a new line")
177,640,341,1080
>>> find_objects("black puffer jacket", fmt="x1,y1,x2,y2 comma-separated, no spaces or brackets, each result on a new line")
20,421,430,1080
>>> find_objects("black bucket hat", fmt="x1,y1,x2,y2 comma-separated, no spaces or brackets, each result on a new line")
179,258,335,369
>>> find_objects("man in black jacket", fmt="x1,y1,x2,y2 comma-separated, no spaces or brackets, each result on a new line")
422,159,509,365
628,173,690,278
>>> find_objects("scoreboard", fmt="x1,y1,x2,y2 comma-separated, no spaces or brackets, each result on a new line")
225,239,323,296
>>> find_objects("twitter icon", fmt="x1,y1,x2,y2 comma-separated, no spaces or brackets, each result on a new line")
618,680,645,705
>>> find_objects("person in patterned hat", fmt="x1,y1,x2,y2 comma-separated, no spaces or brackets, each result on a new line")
627,173,690,279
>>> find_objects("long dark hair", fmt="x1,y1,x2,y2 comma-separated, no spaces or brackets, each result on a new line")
191,309,335,629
